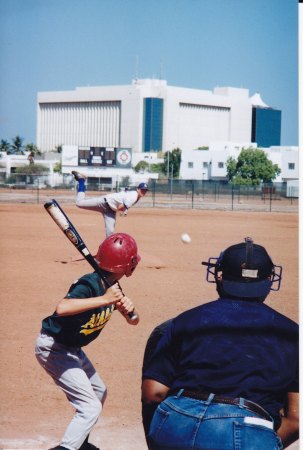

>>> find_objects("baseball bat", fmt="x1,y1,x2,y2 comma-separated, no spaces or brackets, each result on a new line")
44,199,138,322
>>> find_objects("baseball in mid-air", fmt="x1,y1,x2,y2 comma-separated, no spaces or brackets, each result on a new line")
181,233,191,244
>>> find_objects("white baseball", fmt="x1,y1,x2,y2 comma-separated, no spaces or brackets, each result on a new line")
181,233,191,244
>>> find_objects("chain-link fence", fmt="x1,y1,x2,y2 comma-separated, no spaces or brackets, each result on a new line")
0,175,298,213
146,179,298,212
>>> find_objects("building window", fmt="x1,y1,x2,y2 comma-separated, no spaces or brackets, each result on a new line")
251,107,281,148
203,162,208,168
188,162,194,168
288,163,295,170
143,98,164,152
218,162,224,168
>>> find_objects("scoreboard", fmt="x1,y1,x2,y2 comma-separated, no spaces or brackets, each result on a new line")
78,147,132,168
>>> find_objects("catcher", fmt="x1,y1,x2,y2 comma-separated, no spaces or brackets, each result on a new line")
142,237,299,449
35,233,140,450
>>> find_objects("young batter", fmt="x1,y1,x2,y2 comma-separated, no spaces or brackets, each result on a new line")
72,171,149,237
35,233,140,450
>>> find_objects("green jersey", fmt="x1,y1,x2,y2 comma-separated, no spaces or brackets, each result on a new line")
42,272,115,347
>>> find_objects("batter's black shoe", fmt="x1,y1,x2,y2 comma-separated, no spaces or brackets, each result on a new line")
79,433,100,450
72,170,87,181
48,446,69,450
79,442,100,450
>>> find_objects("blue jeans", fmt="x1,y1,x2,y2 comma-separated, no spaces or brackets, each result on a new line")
148,392,283,450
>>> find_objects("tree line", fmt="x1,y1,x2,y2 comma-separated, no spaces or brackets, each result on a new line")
0,136,62,176
0,135,41,156
134,147,280,185
1,138,280,186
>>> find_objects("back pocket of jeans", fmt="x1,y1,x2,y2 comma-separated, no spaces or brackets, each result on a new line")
234,422,282,450
148,405,170,442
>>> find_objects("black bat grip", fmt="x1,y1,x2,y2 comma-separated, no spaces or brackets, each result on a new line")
117,281,138,322
102,277,138,322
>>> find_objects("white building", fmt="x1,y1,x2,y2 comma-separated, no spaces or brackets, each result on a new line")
179,143,299,183
35,78,286,188
37,79,268,154
0,152,62,187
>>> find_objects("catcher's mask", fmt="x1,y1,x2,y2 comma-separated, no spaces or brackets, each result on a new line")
202,237,282,298
95,233,141,277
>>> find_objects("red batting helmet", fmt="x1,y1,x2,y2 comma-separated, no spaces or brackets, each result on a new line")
95,233,141,277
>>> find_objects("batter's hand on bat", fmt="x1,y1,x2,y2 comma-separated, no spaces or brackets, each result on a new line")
106,283,125,303
116,295,139,325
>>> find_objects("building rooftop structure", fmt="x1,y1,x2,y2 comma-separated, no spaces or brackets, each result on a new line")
250,92,269,108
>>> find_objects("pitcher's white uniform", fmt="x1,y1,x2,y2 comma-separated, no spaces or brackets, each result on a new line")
73,174,149,237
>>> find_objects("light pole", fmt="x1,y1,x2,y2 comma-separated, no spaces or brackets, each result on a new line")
170,159,173,200
202,172,206,198
167,151,170,179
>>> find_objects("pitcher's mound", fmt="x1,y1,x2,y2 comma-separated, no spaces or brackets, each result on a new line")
139,251,166,269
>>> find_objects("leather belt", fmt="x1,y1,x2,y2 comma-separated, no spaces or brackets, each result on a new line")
171,390,272,422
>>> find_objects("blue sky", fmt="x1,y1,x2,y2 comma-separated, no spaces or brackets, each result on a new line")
0,0,298,146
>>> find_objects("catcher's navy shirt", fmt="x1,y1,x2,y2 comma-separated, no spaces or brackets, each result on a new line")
142,298,299,427
42,273,114,347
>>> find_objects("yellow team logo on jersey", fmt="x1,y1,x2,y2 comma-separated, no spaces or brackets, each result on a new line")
80,305,115,335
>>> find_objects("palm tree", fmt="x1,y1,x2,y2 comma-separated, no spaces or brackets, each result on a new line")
0,139,10,153
9,135,24,154
25,143,41,156
25,143,42,164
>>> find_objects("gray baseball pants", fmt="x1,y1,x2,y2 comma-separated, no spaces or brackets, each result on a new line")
75,191,116,237
35,331,107,450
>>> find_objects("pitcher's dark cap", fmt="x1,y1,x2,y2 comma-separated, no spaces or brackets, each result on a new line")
137,182,149,190
220,239,274,297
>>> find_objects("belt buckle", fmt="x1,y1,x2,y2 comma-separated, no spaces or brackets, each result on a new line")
244,416,273,430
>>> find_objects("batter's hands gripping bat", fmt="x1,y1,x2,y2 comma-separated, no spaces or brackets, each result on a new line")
44,199,138,322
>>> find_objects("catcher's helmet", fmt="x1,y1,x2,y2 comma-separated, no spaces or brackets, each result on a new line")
202,237,282,298
95,233,140,277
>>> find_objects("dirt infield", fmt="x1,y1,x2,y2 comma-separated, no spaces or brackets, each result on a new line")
0,204,298,449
